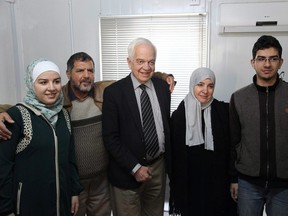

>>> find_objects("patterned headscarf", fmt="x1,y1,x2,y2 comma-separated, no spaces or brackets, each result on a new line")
23,58,64,127
184,67,215,150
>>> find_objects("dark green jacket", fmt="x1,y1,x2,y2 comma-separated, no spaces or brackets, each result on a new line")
0,104,82,216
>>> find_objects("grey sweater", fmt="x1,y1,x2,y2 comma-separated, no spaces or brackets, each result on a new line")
230,75,288,187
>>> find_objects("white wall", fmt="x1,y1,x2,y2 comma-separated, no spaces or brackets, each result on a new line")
1,0,288,105
0,0,101,103
0,1,18,104
210,0,288,101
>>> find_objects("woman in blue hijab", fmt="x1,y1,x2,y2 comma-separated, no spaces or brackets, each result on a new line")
0,59,82,216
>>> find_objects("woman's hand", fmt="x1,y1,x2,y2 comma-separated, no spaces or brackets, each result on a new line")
71,195,79,216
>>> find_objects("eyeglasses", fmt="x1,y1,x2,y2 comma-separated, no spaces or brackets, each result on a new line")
254,56,280,63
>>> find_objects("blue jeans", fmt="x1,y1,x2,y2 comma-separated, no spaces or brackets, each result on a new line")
238,178,288,216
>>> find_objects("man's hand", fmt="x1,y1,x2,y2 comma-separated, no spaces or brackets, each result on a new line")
166,75,176,93
153,72,176,93
134,166,152,182
0,112,14,140
230,183,238,202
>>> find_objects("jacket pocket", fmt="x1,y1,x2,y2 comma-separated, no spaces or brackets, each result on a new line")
16,182,23,215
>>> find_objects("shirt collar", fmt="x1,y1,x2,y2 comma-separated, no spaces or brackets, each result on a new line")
130,73,153,90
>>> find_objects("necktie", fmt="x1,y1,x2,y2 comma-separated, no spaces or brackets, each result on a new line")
140,84,159,158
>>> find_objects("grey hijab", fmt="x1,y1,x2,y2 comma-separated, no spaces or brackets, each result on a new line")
184,67,215,150
23,58,64,127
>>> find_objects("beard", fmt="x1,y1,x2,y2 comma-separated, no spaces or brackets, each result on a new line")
79,83,92,92
71,79,93,93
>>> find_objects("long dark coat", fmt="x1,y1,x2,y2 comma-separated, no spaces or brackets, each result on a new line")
0,105,82,216
169,99,237,216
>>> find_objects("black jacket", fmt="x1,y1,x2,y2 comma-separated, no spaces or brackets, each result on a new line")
102,74,171,189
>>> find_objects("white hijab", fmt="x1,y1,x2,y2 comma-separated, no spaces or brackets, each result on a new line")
184,67,215,151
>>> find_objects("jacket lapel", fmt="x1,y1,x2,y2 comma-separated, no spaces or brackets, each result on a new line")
152,78,168,127
122,75,143,135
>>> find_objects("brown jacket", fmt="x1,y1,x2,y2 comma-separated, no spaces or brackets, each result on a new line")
62,80,114,113
0,104,12,113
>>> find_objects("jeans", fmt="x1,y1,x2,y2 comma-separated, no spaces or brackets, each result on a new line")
238,178,288,216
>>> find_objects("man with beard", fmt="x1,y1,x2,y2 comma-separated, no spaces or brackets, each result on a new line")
62,52,112,216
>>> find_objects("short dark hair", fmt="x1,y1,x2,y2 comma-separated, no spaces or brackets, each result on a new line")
66,52,95,72
252,35,282,59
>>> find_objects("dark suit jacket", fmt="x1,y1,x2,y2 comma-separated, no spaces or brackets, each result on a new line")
102,74,171,189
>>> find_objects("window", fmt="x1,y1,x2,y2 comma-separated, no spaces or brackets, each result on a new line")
100,14,208,112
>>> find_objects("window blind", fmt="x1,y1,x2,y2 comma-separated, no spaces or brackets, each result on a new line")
100,14,208,112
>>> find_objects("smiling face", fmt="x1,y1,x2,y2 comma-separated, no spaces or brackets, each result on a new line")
127,44,156,84
251,47,283,86
34,71,62,105
193,78,214,105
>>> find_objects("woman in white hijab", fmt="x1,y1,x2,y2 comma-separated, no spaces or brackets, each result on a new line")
0,59,82,216
169,68,237,216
